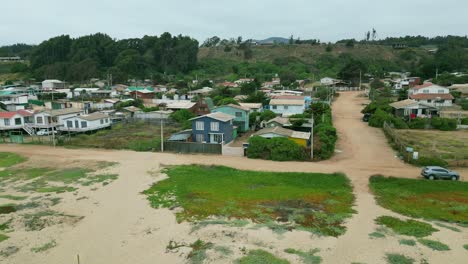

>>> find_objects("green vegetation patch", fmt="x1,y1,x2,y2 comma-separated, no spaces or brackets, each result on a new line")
187,239,213,264
375,216,437,238
369,231,386,239
0,152,27,167
399,239,416,246
284,248,321,264
434,222,461,232
370,176,468,224
0,233,9,243
417,239,450,251
463,244,468,250
31,240,57,253
0,195,28,201
385,253,414,264
236,249,289,264
144,165,355,236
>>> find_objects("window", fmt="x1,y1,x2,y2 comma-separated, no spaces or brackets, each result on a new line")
272,105,277,110
67,120,73,127
284,106,289,110
36,116,43,124
438,90,444,93
100,119,104,124
196,134,204,142
106,119,109,123
427,100,432,103
196,121,204,130
75,120,79,128
4,119,10,126
235,112,242,118
423,89,429,94
81,121,87,128
210,122,219,131
15,118,22,125
212,134,223,143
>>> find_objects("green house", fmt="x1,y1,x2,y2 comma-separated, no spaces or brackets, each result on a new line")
212,104,250,132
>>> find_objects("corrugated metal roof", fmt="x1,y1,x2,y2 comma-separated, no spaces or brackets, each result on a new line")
270,99,304,106
190,112,235,122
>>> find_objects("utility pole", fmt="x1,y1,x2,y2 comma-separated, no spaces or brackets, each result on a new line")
359,70,362,90
310,117,314,160
160,118,164,152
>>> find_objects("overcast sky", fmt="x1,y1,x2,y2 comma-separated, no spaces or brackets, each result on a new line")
1,0,467,46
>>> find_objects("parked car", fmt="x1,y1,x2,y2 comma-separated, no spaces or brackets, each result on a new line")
36,129,57,136
362,113,371,122
421,166,460,181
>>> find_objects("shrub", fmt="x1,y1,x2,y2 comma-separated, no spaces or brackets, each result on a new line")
314,124,337,160
385,253,414,264
369,108,393,128
408,118,430,129
462,118,468,125
247,136,307,161
430,117,457,131
411,156,448,167
399,239,416,246
391,117,408,129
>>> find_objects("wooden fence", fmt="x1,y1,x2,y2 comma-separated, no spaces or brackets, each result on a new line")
164,141,222,155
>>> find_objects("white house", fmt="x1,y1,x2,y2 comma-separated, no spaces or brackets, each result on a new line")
269,96,306,116
42,80,66,91
408,83,454,107
0,94,28,111
239,103,263,113
33,108,84,129
0,110,34,131
389,99,438,118
62,112,111,132
320,77,338,86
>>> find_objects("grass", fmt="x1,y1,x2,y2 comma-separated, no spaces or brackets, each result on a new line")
81,174,118,186
393,129,468,166
144,165,355,237
434,222,461,232
399,239,416,246
66,121,179,152
370,175,468,224
23,210,82,231
214,245,233,256
0,219,11,231
0,234,9,243
187,239,213,264
284,248,321,264
236,249,289,264
0,152,27,167
385,253,414,264
0,195,28,200
369,231,386,239
417,239,450,251
31,240,57,253
375,216,437,238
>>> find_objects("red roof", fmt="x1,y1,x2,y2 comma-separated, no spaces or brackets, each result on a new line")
409,93,454,100
17,109,34,117
413,82,434,90
0,112,18,119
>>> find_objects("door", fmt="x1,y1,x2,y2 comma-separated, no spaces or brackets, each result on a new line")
210,134,223,144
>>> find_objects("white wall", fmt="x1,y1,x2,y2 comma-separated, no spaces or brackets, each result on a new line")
63,117,111,131
0,115,23,129
270,105,305,116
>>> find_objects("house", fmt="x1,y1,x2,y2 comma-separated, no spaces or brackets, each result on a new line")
33,108,84,129
212,104,250,132
165,101,197,112
269,96,306,116
320,77,338,86
190,112,235,144
389,99,438,118
0,111,26,130
408,83,454,107
122,106,141,117
220,81,238,88
129,89,155,99
253,126,311,147
235,78,254,84
448,84,468,98
0,94,28,111
42,80,66,91
62,112,111,132
239,103,263,113
391,77,421,90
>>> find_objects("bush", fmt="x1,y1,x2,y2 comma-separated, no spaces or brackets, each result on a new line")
369,108,393,128
391,117,408,129
375,216,437,238
431,117,457,131
408,118,430,129
411,156,448,167
314,124,337,160
247,136,307,161
417,239,450,251
462,118,468,125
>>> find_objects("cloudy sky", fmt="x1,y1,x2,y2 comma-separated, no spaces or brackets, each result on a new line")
1,0,467,45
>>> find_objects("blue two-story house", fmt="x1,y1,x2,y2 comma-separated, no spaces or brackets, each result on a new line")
190,112,235,144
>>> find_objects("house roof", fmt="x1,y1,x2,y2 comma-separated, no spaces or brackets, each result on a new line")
239,103,262,109
411,82,447,90
42,108,83,117
74,112,108,121
215,104,250,112
166,101,196,109
190,112,235,122
409,93,454,100
17,109,35,117
0,112,19,119
123,106,142,112
266,117,290,125
271,95,305,100
168,129,192,141
270,99,305,106
254,126,311,140
389,99,437,109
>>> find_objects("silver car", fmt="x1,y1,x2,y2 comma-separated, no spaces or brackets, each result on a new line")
421,166,460,181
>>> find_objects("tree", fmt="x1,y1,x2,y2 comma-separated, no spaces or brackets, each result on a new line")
260,110,276,121
338,59,367,86
170,109,195,129
345,39,355,48
325,44,333,52
217,98,239,106
370,79,385,89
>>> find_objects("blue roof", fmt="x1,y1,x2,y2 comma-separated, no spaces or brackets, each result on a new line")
168,130,192,141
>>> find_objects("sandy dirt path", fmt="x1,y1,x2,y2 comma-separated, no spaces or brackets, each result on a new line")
1,92,466,264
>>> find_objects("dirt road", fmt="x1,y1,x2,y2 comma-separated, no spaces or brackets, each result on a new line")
1,92,466,264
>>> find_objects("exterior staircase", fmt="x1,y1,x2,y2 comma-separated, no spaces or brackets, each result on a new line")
23,123,35,136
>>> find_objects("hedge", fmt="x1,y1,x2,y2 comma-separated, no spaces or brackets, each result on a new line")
247,136,308,161
430,117,457,131
410,156,448,167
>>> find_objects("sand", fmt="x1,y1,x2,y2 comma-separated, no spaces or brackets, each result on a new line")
0,91,467,264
